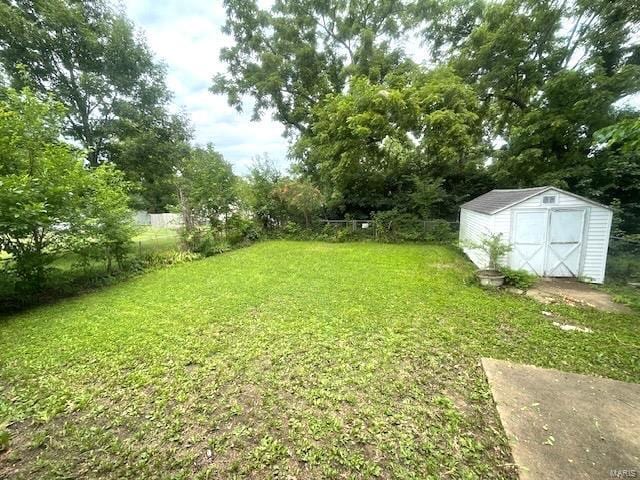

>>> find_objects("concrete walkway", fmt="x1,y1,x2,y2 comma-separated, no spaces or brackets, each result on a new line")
482,358,640,480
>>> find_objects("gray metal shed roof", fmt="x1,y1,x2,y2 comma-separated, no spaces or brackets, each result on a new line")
460,186,611,215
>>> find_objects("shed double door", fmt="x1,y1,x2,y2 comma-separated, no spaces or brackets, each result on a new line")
511,208,586,277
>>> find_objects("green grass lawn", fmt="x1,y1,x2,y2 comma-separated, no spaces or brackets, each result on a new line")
132,226,180,255
1,241,638,479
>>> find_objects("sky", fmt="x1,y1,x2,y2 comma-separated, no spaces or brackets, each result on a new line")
125,0,289,174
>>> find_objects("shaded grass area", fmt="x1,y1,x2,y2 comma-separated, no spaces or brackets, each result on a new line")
131,227,180,255
1,241,638,479
602,283,640,310
0,227,181,313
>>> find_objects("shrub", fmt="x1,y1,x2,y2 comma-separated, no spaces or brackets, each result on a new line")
281,222,303,238
180,228,231,257
372,211,456,243
335,227,356,243
500,267,538,290
70,164,136,274
141,251,203,268
372,211,423,242
225,214,260,245
463,233,512,271
606,235,640,283
424,220,456,242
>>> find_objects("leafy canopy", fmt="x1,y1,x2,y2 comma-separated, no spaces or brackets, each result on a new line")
0,86,133,284
0,0,192,211
213,0,411,134
295,67,490,217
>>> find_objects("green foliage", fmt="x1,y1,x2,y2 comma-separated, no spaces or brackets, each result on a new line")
372,211,456,243
0,0,191,211
216,0,639,229
602,284,640,311
225,214,260,245
596,119,640,154
424,219,457,242
246,157,288,229
177,145,237,231
591,120,640,232
0,429,9,452
139,250,202,268
429,0,640,232
213,0,408,132
0,227,184,312
273,180,324,227
0,87,86,285
0,242,637,478
69,164,136,273
178,228,232,257
464,233,512,271
0,87,135,290
500,267,538,290
295,68,491,217
606,235,640,284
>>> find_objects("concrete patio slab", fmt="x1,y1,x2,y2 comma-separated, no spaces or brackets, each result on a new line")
526,277,631,314
482,358,640,480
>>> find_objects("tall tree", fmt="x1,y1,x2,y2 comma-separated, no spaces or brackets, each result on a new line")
0,86,134,285
295,67,491,217
212,0,411,135
177,145,237,230
0,0,191,210
415,0,640,182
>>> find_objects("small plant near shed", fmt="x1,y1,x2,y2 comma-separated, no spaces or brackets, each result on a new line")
500,267,538,290
463,233,512,287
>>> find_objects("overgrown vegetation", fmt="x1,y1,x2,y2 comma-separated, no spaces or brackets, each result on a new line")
1,242,638,479
0,228,185,313
0,87,134,296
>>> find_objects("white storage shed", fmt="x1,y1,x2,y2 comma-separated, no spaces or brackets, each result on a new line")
459,186,613,283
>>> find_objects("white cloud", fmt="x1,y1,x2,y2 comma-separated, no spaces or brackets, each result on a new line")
125,0,288,174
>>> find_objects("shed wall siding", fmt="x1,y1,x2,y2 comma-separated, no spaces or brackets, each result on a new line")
512,189,592,209
459,208,492,268
511,189,611,283
581,207,612,283
491,211,512,267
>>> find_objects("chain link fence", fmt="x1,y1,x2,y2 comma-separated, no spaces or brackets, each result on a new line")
317,219,460,242
606,236,640,285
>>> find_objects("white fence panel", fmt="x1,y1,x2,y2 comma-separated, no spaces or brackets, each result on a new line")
149,213,183,229
133,211,151,225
